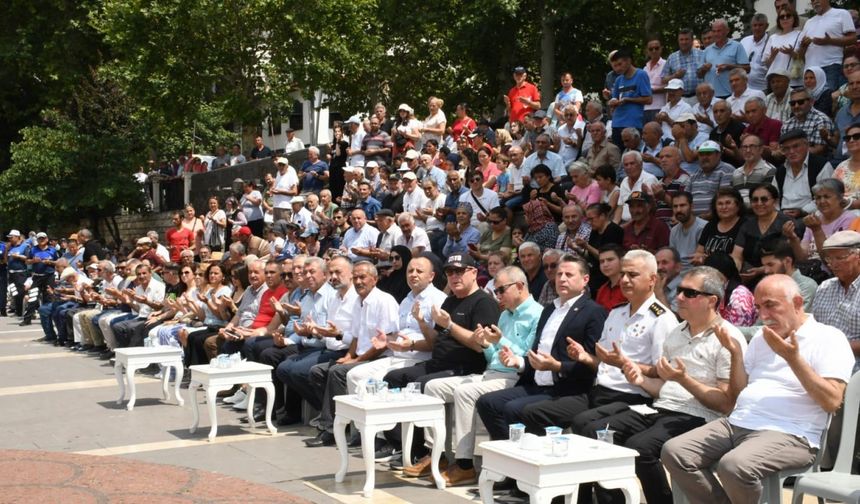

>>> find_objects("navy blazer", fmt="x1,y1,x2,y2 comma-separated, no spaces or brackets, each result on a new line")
516,295,606,396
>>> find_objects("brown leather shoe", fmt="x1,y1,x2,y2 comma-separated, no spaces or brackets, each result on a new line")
443,465,477,486
402,455,448,478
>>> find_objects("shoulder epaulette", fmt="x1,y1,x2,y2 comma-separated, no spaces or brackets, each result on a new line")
648,302,666,317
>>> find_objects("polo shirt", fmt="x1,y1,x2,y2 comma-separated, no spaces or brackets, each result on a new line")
7,243,29,271
669,217,708,270
732,159,776,203
523,150,566,180
689,163,734,215
703,40,749,97
508,81,541,124
727,88,766,116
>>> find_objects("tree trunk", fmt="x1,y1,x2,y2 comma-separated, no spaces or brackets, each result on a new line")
539,0,555,109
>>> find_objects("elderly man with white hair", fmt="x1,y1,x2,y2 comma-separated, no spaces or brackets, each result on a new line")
699,19,750,100
663,274,854,504
618,150,659,222
300,145,329,194
271,157,299,221
395,212,431,256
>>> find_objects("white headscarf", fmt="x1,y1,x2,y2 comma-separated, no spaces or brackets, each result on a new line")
804,66,828,100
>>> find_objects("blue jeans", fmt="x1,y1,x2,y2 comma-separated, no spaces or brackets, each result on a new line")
822,63,845,91
39,301,60,340
53,301,79,342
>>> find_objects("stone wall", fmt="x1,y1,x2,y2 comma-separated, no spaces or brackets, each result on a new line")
81,211,174,250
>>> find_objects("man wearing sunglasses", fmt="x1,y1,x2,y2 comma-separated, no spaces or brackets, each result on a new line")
780,88,836,156
664,274,854,504
381,254,500,473
578,266,746,504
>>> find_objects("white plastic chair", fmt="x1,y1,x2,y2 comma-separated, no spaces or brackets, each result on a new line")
791,371,860,504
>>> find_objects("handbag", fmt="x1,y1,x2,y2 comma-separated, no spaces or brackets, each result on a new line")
787,33,804,80
206,218,223,251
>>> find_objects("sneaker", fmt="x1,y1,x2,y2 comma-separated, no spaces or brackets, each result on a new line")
231,394,250,410
223,388,246,405
373,444,398,462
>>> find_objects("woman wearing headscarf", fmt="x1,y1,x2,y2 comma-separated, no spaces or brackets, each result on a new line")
522,199,560,250
804,66,832,116
376,245,412,303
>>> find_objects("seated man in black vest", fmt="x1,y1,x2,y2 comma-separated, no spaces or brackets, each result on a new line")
773,129,833,219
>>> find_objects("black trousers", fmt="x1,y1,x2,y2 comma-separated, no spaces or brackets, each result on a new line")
382,362,464,455
519,385,650,432
247,219,264,238
9,271,26,316
185,328,216,366
0,266,7,315
576,406,705,504
114,318,159,348
475,384,557,440
23,274,53,320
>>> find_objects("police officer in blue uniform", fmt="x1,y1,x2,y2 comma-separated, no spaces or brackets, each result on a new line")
0,234,7,316
22,232,59,326
6,230,30,318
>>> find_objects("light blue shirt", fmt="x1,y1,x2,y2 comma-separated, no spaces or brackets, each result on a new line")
484,296,544,373
523,150,566,180
703,40,749,97
293,283,337,348
443,226,480,256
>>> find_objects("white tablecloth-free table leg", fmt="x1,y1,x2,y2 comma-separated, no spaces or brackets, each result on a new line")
189,381,201,434
114,361,126,405
479,468,506,504
333,416,350,484
597,477,640,504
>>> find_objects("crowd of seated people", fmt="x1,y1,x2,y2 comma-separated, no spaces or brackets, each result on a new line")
8,6,860,499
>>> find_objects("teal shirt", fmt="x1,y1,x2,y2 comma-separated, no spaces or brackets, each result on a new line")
484,296,544,373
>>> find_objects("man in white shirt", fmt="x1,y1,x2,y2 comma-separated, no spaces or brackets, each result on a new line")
395,213,431,256
557,104,586,166
344,256,446,396
459,170,500,227
401,172,430,224
657,79,694,140
726,68,766,121
619,151,659,222
774,129,834,217
740,13,772,92
522,133,566,182
800,0,856,91
345,115,366,167
289,196,315,233
305,261,400,447
663,274,854,504
341,209,380,261
284,127,305,153
112,263,166,349
272,157,299,221
692,83,717,136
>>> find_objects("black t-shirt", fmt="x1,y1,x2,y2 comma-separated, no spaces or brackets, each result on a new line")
381,191,405,214
83,239,107,262
697,219,743,256
430,289,501,373
250,146,273,159
587,222,624,292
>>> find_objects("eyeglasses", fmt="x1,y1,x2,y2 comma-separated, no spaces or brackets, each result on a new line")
750,196,772,203
493,282,519,296
488,219,504,224
445,267,473,277
788,98,809,106
678,287,714,298
778,14,793,20
845,133,860,142
824,252,856,265
844,62,860,69
181,271,193,275
470,177,483,183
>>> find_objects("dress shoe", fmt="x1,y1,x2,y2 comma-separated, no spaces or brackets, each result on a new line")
443,465,477,486
53,340,62,347
303,431,335,447
492,477,517,492
68,343,82,351
373,443,397,462
276,415,302,426
217,385,241,398
239,406,267,423
18,320,31,326
347,431,362,448
87,345,107,354
402,455,447,478
78,344,93,352
99,350,115,360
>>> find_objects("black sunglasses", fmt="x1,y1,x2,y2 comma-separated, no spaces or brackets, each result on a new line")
788,98,808,106
845,133,860,142
678,287,714,298
493,282,519,296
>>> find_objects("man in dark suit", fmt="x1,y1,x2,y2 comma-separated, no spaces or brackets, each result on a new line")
475,254,606,441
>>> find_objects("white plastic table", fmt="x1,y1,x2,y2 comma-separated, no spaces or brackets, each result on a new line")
113,346,185,411
333,393,446,498
187,361,277,441
478,435,640,504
